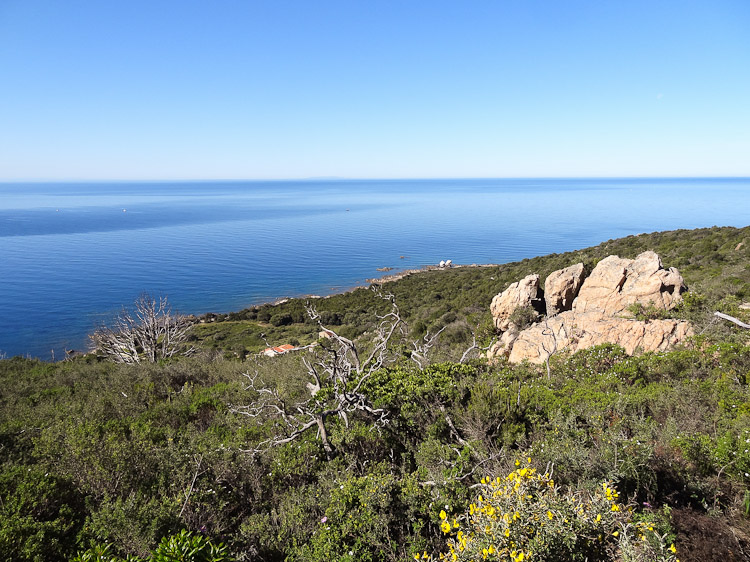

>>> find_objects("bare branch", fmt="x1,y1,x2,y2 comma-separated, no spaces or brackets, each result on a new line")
179,455,206,518
90,294,195,363
714,311,750,329
419,450,505,487
540,317,567,379
460,324,497,364
233,291,404,458
410,326,446,368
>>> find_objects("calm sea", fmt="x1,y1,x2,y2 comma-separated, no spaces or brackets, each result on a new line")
1,178,748,359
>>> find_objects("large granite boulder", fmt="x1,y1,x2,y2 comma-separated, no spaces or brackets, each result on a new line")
486,325,521,359
487,251,693,364
506,311,693,363
573,251,686,316
490,274,542,331
544,262,585,315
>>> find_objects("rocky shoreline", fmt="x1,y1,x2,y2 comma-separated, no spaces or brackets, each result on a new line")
366,262,498,284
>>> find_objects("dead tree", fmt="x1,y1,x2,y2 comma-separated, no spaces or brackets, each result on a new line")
90,294,195,363
540,317,568,379
410,326,446,368
231,288,405,459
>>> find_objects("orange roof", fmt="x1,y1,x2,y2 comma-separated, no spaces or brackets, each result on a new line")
262,344,296,356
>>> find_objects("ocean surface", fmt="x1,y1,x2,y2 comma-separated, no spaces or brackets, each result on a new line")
1,178,749,359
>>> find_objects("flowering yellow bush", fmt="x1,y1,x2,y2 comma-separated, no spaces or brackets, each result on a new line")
419,459,679,562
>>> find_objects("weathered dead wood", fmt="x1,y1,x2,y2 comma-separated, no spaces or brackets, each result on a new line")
714,311,750,329
231,287,403,459
90,294,196,363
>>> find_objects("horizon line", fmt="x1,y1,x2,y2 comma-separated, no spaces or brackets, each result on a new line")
2,174,749,184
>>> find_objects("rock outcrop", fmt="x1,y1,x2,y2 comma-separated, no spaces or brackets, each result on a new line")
572,251,685,316
488,251,692,364
544,262,585,315
490,274,542,331
506,312,692,363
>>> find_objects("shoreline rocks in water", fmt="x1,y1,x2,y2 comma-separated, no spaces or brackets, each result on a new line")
488,251,693,363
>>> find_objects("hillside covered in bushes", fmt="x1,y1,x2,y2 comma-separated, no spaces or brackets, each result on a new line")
2,225,750,561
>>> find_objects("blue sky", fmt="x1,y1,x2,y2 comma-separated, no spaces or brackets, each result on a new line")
0,0,748,180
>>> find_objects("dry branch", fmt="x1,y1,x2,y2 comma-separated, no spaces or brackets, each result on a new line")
90,294,195,363
714,311,750,329
231,287,403,458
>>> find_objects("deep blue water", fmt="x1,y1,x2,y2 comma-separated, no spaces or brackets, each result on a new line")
1,178,748,359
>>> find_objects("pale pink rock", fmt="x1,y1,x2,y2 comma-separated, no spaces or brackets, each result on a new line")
573,251,685,316
486,326,521,359
506,311,693,364
544,263,585,316
490,274,541,331
487,251,692,363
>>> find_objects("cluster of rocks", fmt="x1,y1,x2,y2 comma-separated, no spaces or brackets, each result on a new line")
488,251,693,363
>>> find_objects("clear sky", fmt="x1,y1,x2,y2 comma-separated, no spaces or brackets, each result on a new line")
0,0,748,180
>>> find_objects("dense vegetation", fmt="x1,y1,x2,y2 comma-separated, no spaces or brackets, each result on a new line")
1,225,749,561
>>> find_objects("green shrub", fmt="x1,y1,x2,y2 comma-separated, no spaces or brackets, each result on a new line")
0,466,84,562
150,530,232,562
423,459,679,562
71,530,232,562
508,306,539,330
290,467,398,562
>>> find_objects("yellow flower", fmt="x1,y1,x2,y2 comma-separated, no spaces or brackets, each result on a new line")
669,544,677,554
612,531,619,537
611,504,620,512
440,510,447,520
595,514,601,522
547,510,554,520
441,521,451,533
